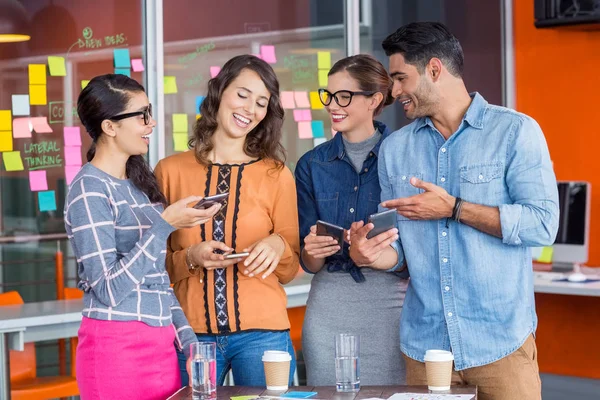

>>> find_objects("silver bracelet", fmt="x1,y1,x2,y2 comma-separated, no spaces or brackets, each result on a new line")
186,246,198,271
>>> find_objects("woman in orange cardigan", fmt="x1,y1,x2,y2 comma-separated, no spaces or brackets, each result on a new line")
155,54,300,387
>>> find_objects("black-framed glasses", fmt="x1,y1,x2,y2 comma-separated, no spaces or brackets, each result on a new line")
318,89,376,108
109,103,153,125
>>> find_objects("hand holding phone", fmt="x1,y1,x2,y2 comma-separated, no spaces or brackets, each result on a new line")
315,220,344,256
193,192,229,210
366,209,397,239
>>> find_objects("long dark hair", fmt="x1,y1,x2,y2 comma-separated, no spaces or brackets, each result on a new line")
191,54,285,168
77,74,166,205
328,54,394,116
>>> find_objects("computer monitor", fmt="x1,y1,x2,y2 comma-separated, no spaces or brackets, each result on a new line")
552,181,591,267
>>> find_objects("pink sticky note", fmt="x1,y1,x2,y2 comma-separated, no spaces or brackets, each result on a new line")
260,45,277,64
31,116,52,133
64,126,82,146
281,92,295,109
13,117,32,138
29,170,48,191
64,146,82,166
210,66,221,78
298,121,313,139
65,166,81,185
294,92,310,108
302,110,312,121
131,58,145,72
293,109,304,122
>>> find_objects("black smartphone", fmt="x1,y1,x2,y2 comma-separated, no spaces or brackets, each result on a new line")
224,252,250,260
367,209,397,239
315,220,344,255
193,192,229,210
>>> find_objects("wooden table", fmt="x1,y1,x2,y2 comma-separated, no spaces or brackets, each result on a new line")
168,386,477,399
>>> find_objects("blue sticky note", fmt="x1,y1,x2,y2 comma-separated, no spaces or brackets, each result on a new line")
281,392,318,398
38,190,56,212
196,96,206,114
113,48,131,68
114,68,131,78
311,121,325,138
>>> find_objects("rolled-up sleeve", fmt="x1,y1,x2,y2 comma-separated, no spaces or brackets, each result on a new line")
499,116,559,247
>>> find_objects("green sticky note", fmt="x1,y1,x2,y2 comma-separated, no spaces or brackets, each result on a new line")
2,151,24,171
172,113,189,133
538,246,553,263
230,396,259,400
173,133,189,151
164,76,178,94
81,80,90,89
38,190,57,212
317,51,331,70
48,56,67,77
318,69,328,87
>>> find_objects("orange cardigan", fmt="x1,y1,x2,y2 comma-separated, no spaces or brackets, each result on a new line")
154,151,300,334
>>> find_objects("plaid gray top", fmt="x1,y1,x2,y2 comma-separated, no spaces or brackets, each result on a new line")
64,163,196,358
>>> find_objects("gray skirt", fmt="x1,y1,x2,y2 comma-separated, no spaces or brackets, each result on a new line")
302,267,407,386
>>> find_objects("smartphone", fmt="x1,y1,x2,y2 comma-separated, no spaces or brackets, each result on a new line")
224,252,250,260
193,192,229,210
315,220,344,255
367,209,397,239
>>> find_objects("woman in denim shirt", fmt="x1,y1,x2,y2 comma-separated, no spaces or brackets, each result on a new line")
295,55,407,385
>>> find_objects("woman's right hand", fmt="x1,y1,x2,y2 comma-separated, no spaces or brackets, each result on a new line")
189,241,243,270
303,225,341,259
161,196,221,230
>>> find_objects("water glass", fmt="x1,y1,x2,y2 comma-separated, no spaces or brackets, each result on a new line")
190,342,217,399
334,333,360,392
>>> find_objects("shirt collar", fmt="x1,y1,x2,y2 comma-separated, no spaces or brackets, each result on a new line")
327,120,390,161
413,92,488,133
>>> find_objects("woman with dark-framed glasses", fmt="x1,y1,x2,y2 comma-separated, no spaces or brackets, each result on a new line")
295,55,407,385
64,74,219,399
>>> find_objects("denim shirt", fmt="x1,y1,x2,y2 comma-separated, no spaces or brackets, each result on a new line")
379,93,559,370
296,121,394,282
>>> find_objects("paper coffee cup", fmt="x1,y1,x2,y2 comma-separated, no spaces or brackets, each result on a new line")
424,350,454,391
262,350,291,391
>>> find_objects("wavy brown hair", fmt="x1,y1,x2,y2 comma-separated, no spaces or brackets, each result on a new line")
190,54,285,168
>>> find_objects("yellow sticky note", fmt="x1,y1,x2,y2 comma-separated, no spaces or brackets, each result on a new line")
173,133,189,151
196,114,201,120
164,76,178,94
81,80,90,89
0,131,13,152
538,246,554,263
29,85,47,105
309,91,324,110
48,56,67,77
172,114,188,133
2,151,24,171
317,51,331,70
28,64,47,85
318,69,328,87
0,110,11,131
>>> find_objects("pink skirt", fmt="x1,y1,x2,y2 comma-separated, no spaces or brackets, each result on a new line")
76,317,182,400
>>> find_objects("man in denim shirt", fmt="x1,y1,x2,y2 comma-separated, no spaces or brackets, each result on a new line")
351,22,558,400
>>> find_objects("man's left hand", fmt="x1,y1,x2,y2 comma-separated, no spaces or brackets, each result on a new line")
381,177,455,220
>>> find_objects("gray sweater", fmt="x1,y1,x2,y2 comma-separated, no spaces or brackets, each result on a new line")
64,163,196,358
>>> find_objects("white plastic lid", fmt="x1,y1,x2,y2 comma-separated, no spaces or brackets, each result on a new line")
262,350,292,362
424,350,454,362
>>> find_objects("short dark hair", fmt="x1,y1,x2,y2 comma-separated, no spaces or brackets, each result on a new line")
381,21,464,78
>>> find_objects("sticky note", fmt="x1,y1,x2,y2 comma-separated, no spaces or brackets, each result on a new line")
318,69,328,87
196,96,206,113
281,91,295,109
131,58,145,72
0,131,13,152
173,133,189,152
172,114,189,133
260,45,277,64
38,190,57,212
230,396,260,400
293,109,312,122
298,121,313,139
113,48,131,68
64,126,82,146
294,92,310,108
164,76,178,94
64,146,82,166
302,110,312,121
31,117,52,133
12,118,32,138
210,66,221,78
0,110,11,131
317,51,331,70
114,68,131,78
12,95,30,116
81,80,90,89
29,85,47,105
538,246,554,263
2,151,24,171
313,137,327,147
281,391,318,398
65,166,81,185
48,56,67,76
309,91,324,109
196,114,201,120
28,64,46,85
29,170,48,191
311,121,325,138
